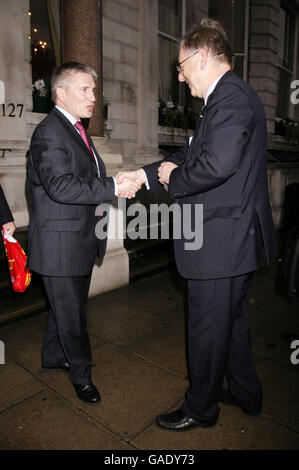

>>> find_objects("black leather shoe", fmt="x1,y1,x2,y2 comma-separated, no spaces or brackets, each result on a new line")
219,388,262,415
156,409,218,432
42,361,70,372
73,383,101,404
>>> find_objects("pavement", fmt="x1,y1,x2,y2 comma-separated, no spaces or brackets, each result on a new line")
0,259,299,452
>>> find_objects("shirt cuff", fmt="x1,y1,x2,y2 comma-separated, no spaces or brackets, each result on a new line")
141,169,150,190
112,177,118,196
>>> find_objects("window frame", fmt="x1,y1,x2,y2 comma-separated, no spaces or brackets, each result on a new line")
158,0,186,107
233,0,250,81
276,1,298,120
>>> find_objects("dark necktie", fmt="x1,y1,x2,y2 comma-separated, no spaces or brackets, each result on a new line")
74,121,95,159
75,121,102,217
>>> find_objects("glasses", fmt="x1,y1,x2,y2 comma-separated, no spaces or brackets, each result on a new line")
176,49,200,74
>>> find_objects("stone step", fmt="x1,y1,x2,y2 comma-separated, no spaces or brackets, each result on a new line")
0,259,9,289
125,238,174,281
0,276,47,327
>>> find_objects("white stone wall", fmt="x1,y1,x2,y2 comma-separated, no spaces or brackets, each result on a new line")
0,0,31,228
249,0,280,136
102,0,210,165
102,0,139,163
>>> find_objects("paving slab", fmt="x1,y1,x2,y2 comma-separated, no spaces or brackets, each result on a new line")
33,343,187,439
101,274,186,318
126,323,188,378
131,403,299,450
86,297,165,348
0,312,46,370
0,390,133,450
256,357,299,433
0,356,45,413
0,266,298,451
251,318,299,365
0,311,104,373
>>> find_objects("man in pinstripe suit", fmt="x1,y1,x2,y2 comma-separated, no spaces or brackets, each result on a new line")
28,63,141,404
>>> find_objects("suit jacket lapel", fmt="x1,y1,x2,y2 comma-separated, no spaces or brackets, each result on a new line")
53,107,104,174
185,70,233,161
85,132,106,177
185,105,206,160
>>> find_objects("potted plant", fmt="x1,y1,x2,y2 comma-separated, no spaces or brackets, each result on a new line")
32,78,50,113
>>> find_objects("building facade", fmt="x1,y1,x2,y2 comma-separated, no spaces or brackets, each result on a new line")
0,0,299,295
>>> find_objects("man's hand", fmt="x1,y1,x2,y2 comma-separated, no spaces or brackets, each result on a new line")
158,162,178,185
2,221,16,236
115,169,146,198
116,177,142,199
116,169,146,186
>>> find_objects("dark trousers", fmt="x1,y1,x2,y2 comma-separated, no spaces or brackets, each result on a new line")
182,273,262,421
41,274,92,385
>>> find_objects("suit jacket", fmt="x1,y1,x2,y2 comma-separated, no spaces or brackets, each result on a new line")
144,70,277,280
27,107,115,276
0,184,14,226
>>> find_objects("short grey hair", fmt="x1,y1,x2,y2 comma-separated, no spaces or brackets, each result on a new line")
181,18,233,67
51,62,97,102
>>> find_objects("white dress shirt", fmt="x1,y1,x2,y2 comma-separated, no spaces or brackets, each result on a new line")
55,105,118,194
204,71,227,105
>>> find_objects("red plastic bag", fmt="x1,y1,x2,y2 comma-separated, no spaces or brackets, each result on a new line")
2,231,32,292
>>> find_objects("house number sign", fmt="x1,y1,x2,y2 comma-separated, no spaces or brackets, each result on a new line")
0,78,27,141
1,103,24,118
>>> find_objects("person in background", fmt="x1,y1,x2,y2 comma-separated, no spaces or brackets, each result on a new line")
0,184,16,236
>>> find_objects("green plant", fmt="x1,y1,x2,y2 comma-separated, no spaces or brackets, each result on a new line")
158,100,198,140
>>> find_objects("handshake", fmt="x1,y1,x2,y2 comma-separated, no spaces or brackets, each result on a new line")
115,162,178,199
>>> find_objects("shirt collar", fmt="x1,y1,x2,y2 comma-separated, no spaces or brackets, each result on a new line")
204,72,227,105
55,105,79,126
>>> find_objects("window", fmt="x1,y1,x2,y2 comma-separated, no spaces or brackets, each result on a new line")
158,0,183,107
276,3,296,119
158,0,200,133
209,0,249,80
29,0,61,113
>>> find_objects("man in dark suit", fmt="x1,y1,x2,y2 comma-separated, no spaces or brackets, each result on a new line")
117,19,277,430
0,185,15,236
28,62,141,404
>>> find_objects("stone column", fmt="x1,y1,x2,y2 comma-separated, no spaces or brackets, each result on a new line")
135,0,160,164
248,0,280,136
62,1,128,297
62,0,103,136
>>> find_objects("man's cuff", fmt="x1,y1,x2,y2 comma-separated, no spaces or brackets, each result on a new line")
141,169,150,190
112,177,118,196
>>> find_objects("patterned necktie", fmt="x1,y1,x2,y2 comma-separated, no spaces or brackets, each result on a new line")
74,121,94,159
199,104,205,118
